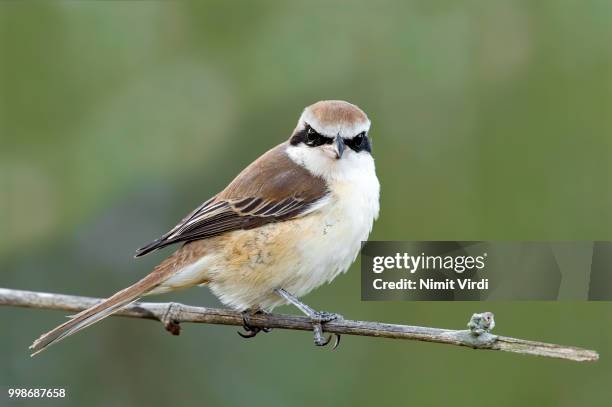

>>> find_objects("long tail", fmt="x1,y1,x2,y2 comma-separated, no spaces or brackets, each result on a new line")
29,271,169,356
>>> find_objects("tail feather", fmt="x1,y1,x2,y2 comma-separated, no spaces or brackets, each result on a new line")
29,273,166,356
134,237,165,258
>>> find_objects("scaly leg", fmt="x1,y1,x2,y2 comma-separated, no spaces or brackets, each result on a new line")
275,288,342,349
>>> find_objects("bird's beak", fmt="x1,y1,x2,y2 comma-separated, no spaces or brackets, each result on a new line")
333,135,345,159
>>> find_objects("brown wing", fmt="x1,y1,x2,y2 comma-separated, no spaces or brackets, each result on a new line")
135,143,329,257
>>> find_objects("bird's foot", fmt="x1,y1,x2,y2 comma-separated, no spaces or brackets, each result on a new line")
274,288,342,350
310,311,342,349
237,310,272,339
311,310,342,324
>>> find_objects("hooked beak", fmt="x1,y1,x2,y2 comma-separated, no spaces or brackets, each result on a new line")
333,135,345,159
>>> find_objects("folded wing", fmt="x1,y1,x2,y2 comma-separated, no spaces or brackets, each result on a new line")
135,143,329,257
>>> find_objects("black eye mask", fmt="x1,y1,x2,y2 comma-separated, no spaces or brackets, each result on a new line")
344,132,371,153
290,124,371,153
290,124,333,147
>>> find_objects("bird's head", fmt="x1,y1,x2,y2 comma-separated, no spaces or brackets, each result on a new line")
287,100,374,181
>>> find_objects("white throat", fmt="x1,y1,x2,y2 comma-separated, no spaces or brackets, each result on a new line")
285,143,377,183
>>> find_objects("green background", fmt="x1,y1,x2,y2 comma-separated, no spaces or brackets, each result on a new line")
1,1,611,406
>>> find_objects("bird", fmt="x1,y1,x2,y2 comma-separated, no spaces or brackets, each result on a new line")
30,100,380,355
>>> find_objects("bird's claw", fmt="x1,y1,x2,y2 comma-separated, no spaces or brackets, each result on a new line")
237,310,272,339
237,329,258,338
272,289,343,350
313,331,341,349
311,311,342,350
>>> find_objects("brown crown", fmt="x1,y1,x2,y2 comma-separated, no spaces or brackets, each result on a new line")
305,100,369,126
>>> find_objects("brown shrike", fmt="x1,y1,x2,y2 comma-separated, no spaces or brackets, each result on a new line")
31,100,380,355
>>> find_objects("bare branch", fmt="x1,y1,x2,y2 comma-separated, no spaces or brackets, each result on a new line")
0,287,598,362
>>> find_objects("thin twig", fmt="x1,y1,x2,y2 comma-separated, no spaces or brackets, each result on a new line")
0,287,599,362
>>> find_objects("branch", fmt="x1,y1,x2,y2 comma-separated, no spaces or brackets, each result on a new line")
0,288,598,362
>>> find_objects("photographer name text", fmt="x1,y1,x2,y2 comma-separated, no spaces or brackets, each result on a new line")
371,252,489,292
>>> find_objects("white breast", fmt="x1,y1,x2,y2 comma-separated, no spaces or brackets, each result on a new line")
284,150,380,300
295,186,378,294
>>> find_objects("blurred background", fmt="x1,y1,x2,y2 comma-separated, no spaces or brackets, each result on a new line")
1,1,611,406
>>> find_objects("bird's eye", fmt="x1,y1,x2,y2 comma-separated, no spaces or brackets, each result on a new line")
353,132,365,147
345,131,370,153
303,125,328,147
306,126,317,143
